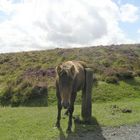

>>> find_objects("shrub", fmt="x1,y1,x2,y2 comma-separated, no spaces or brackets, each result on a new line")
105,76,119,84
0,79,48,106
0,85,13,105
30,85,48,99
135,70,140,77
103,68,117,77
100,59,111,67
20,81,32,89
116,69,134,80
11,93,22,107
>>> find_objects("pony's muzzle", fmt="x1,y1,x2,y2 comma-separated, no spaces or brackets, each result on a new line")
61,101,70,109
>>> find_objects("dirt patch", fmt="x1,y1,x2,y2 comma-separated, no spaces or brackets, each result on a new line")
102,124,140,140
57,124,140,140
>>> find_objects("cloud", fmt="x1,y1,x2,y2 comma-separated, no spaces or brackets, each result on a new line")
120,3,139,23
0,0,139,53
138,29,140,34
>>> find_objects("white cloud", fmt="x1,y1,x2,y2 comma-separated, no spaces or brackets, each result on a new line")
0,0,139,53
138,29,140,34
120,3,139,23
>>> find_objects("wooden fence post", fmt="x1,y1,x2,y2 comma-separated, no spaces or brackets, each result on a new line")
81,68,93,122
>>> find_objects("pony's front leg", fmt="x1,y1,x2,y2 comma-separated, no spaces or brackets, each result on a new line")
67,92,76,132
67,105,74,132
56,101,62,128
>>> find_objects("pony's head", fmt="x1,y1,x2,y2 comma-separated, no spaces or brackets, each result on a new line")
56,64,76,109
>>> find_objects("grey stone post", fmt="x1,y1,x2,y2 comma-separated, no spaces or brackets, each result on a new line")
82,68,93,122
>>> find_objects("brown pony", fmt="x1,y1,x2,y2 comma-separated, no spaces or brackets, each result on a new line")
55,61,87,132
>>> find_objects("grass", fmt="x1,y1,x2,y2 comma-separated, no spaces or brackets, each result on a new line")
92,77,140,102
0,98,140,140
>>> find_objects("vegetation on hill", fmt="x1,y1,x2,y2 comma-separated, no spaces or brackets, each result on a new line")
0,44,140,106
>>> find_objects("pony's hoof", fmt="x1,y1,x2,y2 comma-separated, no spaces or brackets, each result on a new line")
66,128,72,133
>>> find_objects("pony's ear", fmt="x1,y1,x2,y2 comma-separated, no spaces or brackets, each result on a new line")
56,65,62,74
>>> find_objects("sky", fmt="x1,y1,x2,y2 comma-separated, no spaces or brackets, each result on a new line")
0,0,140,53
